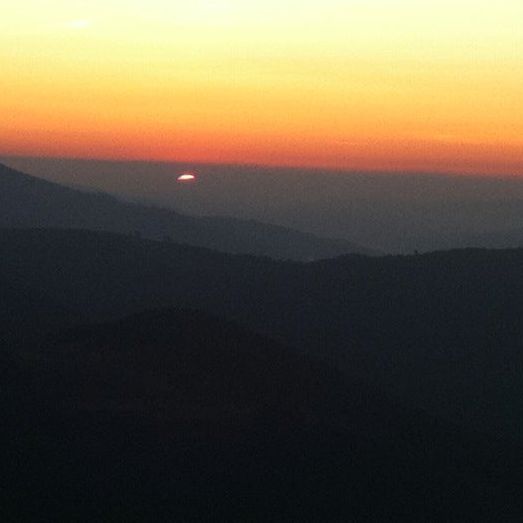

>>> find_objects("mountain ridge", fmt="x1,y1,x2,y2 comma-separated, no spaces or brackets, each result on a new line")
2,227,523,444
0,162,375,260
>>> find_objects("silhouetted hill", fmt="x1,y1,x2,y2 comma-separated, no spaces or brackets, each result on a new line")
3,228,523,442
0,162,374,260
311,249,523,437
3,307,522,521
39,308,354,421
2,228,523,446
423,226,523,251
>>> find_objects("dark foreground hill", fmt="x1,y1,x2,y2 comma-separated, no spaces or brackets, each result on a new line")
0,162,374,260
3,308,522,521
2,228,523,444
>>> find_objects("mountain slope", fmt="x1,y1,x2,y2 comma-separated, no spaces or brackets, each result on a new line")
2,228,523,444
0,162,374,260
8,156,523,254
3,308,521,521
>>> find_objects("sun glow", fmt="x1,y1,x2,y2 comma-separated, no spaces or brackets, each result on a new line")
1,0,523,175
177,173,197,182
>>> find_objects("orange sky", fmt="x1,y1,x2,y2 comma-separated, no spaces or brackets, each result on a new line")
2,1,523,175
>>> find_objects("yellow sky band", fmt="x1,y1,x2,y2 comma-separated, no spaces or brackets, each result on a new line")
2,1,522,174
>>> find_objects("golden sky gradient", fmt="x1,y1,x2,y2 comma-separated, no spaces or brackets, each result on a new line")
2,0,523,174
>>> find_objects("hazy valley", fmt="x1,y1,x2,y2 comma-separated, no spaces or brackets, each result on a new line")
5,156,523,253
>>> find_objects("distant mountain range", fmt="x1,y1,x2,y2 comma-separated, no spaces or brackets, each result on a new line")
6,156,523,253
0,162,375,260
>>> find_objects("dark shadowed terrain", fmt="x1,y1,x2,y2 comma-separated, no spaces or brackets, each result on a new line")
3,308,523,521
2,163,523,521
1,227,523,441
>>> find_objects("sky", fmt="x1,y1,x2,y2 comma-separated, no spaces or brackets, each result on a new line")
1,0,523,175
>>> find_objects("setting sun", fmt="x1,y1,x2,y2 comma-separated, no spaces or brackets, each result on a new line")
177,173,197,182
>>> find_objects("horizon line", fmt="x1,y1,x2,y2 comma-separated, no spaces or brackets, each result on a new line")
2,152,522,181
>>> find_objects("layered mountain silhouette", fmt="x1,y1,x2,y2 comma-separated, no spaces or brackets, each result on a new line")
3,307,522,521
2,228,523,444
9,156,523,254
0,162,375,260
2,193,523,519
